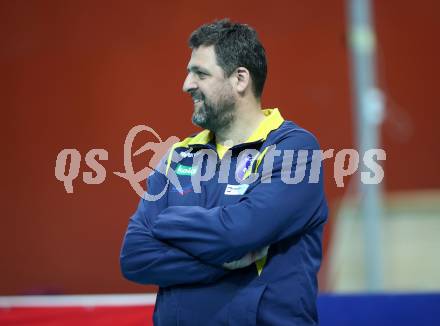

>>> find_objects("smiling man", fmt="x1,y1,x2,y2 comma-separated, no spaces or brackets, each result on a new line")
120,19,328,326
187,46,237,133
184,42,266,146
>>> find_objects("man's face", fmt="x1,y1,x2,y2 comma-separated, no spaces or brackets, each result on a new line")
183,45,236,132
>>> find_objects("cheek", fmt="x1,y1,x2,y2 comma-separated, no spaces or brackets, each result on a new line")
200,86,216,101
218,83,235,101
201,80,231,101
197,83,209,97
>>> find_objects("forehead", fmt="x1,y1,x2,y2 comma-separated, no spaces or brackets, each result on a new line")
187,45,222,73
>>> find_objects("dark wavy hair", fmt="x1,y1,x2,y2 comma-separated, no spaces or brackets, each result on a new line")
188,19,267,98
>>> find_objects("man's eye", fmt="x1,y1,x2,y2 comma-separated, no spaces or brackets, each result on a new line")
197,72,207,79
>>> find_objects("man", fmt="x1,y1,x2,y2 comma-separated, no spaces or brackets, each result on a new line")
120,19,328,325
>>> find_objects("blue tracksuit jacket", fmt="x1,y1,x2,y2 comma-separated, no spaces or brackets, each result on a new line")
120,109,328,325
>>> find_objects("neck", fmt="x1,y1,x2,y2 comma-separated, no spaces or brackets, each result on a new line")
215,98,265,146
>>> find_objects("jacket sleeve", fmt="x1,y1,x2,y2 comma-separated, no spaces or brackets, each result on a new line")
120,162,228,287
151,130,328,266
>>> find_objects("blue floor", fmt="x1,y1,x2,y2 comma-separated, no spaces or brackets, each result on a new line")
318,293,440,326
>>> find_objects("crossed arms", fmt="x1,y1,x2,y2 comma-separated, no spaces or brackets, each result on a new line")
120,130,327,287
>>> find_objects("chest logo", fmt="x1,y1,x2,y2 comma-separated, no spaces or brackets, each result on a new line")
175,164,198,176
224,184,249,195
236,154,255,182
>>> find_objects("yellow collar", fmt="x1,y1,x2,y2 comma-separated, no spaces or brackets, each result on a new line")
176,108,284,148
244,108,284,143
166,109,284,175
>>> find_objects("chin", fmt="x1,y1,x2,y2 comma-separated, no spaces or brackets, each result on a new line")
192,114,206,128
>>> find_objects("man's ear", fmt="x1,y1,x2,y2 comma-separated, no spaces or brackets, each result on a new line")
234,67,251,94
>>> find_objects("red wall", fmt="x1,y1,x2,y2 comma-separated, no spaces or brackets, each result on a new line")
1,0,439,294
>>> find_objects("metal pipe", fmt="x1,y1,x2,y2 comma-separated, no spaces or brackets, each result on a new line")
347,0,385,291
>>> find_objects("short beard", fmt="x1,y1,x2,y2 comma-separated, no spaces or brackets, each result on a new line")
192,89,235,133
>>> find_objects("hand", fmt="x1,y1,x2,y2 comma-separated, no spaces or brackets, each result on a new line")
222,246,269,270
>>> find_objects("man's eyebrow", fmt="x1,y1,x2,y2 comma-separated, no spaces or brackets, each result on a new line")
187,65,209,73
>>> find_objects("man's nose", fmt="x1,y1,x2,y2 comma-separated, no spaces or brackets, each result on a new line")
182,73,197,93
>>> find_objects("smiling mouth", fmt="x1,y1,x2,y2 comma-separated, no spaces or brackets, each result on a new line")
191,91,203,104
